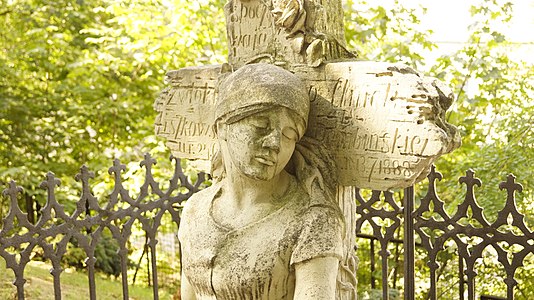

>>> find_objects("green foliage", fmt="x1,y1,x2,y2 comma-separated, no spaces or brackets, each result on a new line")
428,0,534,224
0,0,226,214
0,0,225,287
93,232,122,276
61,230,121,276
0,258,168,299
347,0,532,297
344,0,437,68
344,0,533,221
128,239,181,294
62,230,121,277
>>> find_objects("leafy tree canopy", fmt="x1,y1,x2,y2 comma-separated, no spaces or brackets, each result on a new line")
346,0,533,222
0,0,227,213
1,0,531,235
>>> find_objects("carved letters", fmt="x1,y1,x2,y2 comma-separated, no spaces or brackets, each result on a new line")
154,66,220,160
154,61,459,190
225,0,352,68
297,61,459,189
226,0,281,66
154,1,459,191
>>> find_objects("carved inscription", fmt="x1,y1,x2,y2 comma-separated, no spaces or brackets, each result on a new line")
157,116,215,141
226,1,278,66
308,111,437,188
155,61,459,190
154,66,221,160
336,154,424,185
313,127,430,157
224,0,351,68
300,61,460,189
331,78,395,109
166,83,214,105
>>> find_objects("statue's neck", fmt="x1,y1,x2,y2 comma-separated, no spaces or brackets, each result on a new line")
210,171,293,230
224,171,291,207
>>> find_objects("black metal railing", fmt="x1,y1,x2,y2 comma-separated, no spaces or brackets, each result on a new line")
1,157,532,299
0,154,205,300
356,165,533,300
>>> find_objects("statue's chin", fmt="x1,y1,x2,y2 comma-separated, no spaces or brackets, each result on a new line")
231,165,277,182
245,171,276,182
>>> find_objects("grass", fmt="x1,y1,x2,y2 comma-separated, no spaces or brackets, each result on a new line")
0,258,173,300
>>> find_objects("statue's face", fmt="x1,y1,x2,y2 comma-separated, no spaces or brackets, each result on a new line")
222,107,299,181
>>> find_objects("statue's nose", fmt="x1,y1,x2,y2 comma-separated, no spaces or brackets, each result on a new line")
262,129,281,152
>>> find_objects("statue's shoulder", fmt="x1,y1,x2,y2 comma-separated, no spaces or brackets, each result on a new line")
293,182,344,227
286,179,340,222
182,182,222,217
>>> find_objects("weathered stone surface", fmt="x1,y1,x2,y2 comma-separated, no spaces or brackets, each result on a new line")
155,1,461,299
154,65,219,165
154,0,460,190
225,0,354,68
178,64,343,299
296,61,461,190
154,61,460,191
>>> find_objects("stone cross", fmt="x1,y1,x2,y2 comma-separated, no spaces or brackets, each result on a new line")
154,0,459,191
154,0,460,298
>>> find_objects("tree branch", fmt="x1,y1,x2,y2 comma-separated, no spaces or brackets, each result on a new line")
0,9,13,16
447,40,481,123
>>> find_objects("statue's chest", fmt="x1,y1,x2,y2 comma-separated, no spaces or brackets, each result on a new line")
183,201,303,299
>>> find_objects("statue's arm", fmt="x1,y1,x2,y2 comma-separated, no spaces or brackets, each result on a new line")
294,256,339,299
181,271,197,300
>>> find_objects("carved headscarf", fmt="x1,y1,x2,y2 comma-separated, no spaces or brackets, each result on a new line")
213,63,343,229
215,63,310,139
213,63,338,200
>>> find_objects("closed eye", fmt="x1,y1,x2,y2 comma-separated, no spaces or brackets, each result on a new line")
282,127,298,141
248,117,269,129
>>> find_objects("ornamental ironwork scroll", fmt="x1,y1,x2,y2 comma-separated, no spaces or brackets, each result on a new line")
1,158,532,300
414,167,532,300
355,165,532,300
0,154,206,300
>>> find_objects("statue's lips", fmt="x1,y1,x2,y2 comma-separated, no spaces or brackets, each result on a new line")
255,156,276,166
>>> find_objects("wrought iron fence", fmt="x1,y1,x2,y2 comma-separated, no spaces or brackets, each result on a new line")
356,166,533,300
1,156,532,300
0,154,206,300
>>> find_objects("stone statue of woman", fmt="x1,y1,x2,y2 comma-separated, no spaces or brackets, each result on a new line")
178,63,345,299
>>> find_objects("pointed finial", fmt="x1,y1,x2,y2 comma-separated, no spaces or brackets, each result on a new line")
108,158,126,176
3,180,24,200
3,181,24,215
459,169,482,188
499,174,523,194
39,172,61,191
140,153,157,168
75,165,95,183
